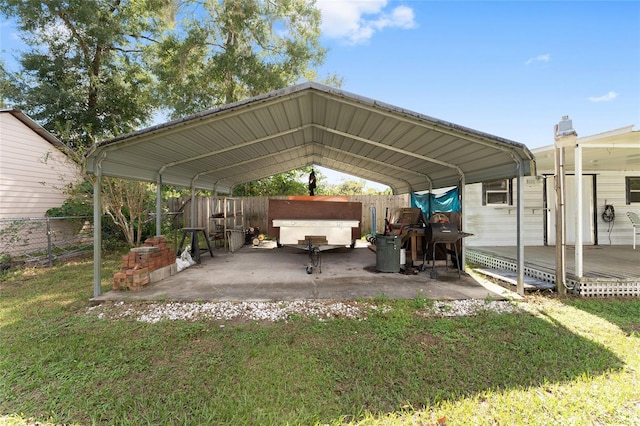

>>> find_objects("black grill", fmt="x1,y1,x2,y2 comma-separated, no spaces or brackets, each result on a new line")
425,222,461,244
422,222,473,278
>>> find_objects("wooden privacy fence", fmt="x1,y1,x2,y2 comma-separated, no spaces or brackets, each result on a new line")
168,194,411,239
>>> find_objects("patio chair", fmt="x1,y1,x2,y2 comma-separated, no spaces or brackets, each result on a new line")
627,212,640,249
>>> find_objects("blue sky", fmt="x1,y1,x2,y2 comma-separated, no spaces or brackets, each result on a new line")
311,0,640,189
2,1,638,190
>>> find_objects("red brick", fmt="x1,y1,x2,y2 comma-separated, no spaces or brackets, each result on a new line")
112,272,127,290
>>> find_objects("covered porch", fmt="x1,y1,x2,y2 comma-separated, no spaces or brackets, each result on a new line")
467,245,640,297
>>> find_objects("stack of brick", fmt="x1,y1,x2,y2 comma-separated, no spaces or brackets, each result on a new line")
112,235,176,291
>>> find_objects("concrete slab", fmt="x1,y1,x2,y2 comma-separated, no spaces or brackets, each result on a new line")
92,242,508,303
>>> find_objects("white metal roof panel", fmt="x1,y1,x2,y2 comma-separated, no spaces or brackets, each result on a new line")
85,82,535,194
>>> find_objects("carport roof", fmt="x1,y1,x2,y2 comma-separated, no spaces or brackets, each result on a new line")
85,82,535,194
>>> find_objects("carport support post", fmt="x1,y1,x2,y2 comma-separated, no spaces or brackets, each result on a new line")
575,142,583,278
93,169,103,298
460,178,466,272
190,186,196,227
516,164,525,296
156,174,163,236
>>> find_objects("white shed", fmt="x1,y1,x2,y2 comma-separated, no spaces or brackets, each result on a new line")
0,109,80,218
464,124,640,247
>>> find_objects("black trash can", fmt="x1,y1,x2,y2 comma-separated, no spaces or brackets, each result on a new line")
375,234,400,273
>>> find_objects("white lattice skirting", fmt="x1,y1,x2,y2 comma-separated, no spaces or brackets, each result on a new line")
466,249,640,297
577,280,640,297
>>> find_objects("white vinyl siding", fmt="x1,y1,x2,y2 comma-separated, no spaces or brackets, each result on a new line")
464,178,544,247
0,113,79,218
465,171,639,247
595,172,636,246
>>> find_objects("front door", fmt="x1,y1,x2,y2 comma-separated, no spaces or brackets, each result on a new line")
546,174,595,245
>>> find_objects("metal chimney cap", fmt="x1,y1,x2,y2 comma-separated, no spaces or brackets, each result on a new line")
555,116,577,138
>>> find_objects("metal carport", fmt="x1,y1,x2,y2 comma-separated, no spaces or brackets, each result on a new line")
85,82,536,297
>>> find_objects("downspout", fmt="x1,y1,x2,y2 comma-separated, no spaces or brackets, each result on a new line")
554,116,577,296
554,142,567,295
92,154,104,298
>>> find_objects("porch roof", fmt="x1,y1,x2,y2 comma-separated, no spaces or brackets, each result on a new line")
533,125,640,173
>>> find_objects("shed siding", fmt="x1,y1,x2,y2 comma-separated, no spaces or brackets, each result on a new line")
0,114,79,218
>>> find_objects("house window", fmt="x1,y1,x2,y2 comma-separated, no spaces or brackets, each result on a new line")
626,177,640,204
482,179,512,206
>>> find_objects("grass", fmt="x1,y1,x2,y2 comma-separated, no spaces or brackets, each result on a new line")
1,255,639,425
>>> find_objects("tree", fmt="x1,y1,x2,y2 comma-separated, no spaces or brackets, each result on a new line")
333,178,366,195
0,59,19,108
1,0,339,243
102,178,156,246
149,0,333,117
232,167,323,196
149,1,339,197
1,0,170,246
0,0,169,149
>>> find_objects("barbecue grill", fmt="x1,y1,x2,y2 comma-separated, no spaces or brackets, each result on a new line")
421,222,473,278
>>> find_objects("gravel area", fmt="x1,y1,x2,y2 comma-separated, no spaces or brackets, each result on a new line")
86,299,522,323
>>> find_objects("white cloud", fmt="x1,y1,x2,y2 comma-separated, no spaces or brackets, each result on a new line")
588,91,618,102
316,0,416,45
525,53,550,65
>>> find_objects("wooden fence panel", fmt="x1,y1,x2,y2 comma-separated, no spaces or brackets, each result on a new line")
171,194,411,238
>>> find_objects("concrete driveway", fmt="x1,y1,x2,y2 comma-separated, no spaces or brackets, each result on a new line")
92,241,510,303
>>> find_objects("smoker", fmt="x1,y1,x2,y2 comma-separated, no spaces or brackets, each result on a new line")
422,222,472,278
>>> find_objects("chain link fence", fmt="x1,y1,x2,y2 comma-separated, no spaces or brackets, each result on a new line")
0,216,94,269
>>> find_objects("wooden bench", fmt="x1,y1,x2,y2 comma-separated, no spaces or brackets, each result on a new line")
627,212,640,249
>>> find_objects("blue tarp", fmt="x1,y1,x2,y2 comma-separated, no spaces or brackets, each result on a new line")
410,188,460,218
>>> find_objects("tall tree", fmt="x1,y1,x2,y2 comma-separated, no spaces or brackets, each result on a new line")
0,0,170,246
151,0,340,195
0,0,340,237
0,59,19,108
150,0,332,117
0,0,169,149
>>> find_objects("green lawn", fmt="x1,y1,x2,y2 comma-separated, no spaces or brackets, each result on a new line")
1,255,638,425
